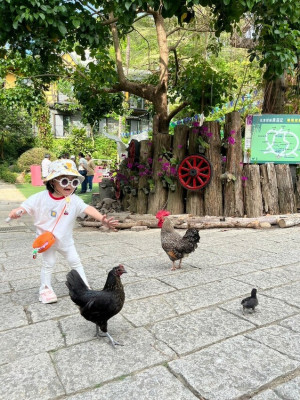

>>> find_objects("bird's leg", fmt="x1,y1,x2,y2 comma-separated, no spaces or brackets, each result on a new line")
171,261,177,271
105,332,123,348
95,325,123,347
178,259,182,269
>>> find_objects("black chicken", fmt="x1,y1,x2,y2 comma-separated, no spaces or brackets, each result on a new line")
66,265,126,347
156,210,200,270
241,288,258,314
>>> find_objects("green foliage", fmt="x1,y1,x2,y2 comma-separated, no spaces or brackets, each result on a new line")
33,106,53,150
65,127,94,155
17,147,56,172
93,137,117,161
0,165,18,183
0,104,34,161
171,58,237,115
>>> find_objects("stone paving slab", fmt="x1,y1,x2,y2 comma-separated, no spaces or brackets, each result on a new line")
246,325,300,361
51,327,170,393
0,320,64,365
151,307,255,355
168,335,300,400
232,269,293,290
64,365,198,400
220,293,299,326
60,313,134,346
28,297,78,322
264,281,300,308
273,376,300,399
124,278,176,301
250,390,282,399
161,278,252,315
1,303,28,331
0,353,65,400
123,295,177,326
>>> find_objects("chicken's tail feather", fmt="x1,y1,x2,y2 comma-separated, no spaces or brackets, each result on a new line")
66,269,89,297
182,228,200,245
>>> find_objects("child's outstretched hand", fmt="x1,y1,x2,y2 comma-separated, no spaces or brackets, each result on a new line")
101,215,119,231
7,207,25,222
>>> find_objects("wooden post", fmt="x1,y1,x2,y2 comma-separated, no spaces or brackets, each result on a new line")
243,164,263,217
186,127,205,215
223,111,244,217
295,174,300,210
137,140,152,214
167,126,188,214
147,133,172,214
260,163,279,214
275,164,297,213
204,121,223,216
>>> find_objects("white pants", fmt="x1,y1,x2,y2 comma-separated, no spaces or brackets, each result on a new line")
40,243,89,293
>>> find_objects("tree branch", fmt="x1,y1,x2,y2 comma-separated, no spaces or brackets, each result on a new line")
167,101,189,122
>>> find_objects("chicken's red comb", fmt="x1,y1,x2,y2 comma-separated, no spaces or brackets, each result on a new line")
155,210,171,220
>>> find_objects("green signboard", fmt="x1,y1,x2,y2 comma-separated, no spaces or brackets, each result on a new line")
244,114,300,164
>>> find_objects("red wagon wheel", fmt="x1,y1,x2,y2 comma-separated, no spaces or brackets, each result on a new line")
178,154,212,191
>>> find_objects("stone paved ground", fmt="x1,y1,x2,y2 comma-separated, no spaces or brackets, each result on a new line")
1,181,300,399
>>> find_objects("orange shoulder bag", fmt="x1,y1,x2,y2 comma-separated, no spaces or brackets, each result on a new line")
32,205,66,258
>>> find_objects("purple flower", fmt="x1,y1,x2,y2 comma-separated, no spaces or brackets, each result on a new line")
157,172,163,177
230,130,236,135
206,132,213,137
192,121,200,127
162,162,170,171
158,157,163,162
228,136,235,145
127,163,133,168
178,144,183,149
222,156,227,162
202,126,208,132
170,166,177,175
239,162,244,166
147,158,153,164
241,176,248,181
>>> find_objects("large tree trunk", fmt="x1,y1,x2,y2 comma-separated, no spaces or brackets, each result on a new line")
186,127,204,215
167,126,188,214
223,111,244,217
262,75,286,114
147,132,172,214
204,121,223,216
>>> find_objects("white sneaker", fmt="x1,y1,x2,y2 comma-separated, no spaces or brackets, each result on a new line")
39,287,57,304
86,189,91,192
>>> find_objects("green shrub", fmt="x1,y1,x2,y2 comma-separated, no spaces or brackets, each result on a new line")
17,148,56,172
0,166,18,183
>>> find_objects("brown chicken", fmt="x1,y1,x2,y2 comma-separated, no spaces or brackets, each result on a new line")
156,210,200,270
66,265,126,347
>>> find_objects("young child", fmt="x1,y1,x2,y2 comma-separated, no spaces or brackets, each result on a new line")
8,159,119,304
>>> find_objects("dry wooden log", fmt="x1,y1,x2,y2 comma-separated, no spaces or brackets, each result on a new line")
275,164,297,214
278,217,300,228
137,140,152,214
243,164,263,217
260,163,279,214
223,111,244,217
186,127,205,215
204,121,223,216
167,125,188,214
147,132,172,214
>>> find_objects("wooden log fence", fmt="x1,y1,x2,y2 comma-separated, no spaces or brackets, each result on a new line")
100,111,299,221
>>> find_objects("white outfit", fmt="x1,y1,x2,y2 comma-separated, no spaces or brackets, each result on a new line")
78,157,88,171
21,190,89,292
41,158,51,178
